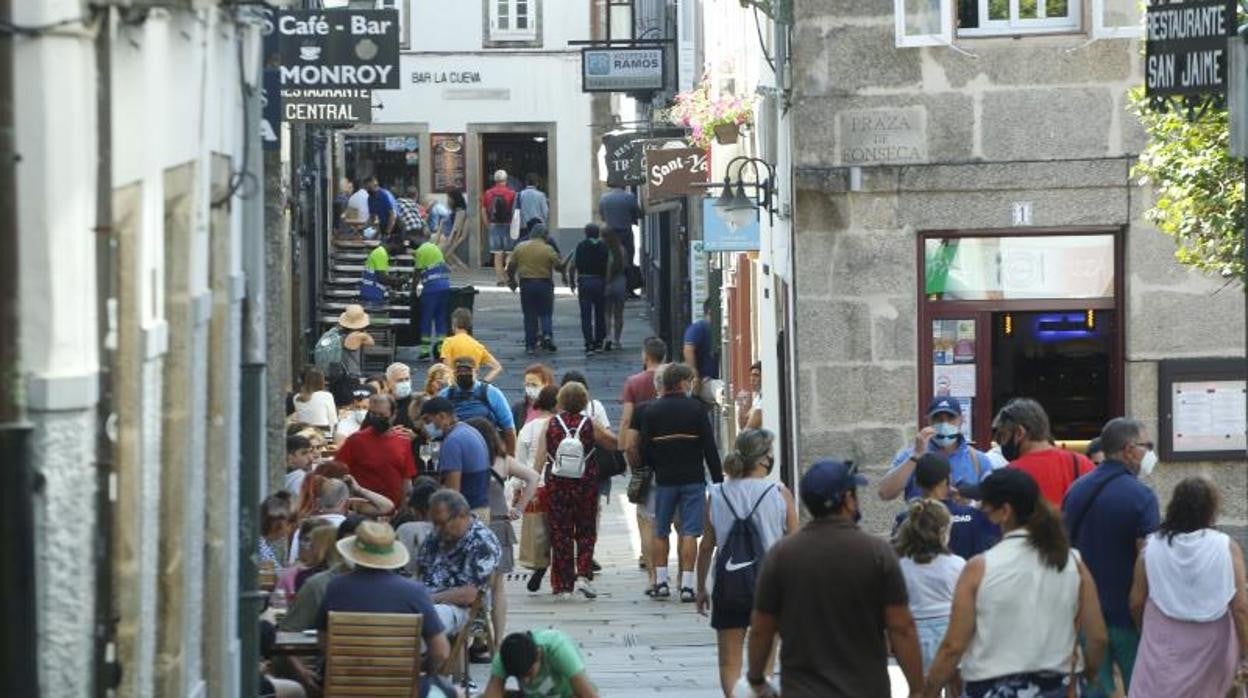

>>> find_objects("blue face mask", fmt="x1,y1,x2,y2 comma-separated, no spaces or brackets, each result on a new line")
423,422,443,441
933,421,961,445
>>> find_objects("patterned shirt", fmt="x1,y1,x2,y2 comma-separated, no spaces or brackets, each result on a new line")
396,197,425,235
418,518,501,592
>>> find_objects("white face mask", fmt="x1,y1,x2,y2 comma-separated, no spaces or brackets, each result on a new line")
1139,449,1157,477
524,385,541,401
393,380,412,399
352,409,367,423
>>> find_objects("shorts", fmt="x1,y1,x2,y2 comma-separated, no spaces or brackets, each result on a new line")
435,603,469,636
654,483,706,538
487,223,513,253
915,616,949,672
710,598,752,630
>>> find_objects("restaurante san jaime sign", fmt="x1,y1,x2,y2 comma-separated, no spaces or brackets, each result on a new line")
1145,0,1237,97
276,10,400,89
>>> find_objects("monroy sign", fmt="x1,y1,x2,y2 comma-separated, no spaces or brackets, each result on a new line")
1145,0,1236,97
277,10,400,89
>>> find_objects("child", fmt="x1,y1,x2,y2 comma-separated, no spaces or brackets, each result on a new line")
894,498,965,696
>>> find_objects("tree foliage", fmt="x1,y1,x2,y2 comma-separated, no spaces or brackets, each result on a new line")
1129,88,1245,283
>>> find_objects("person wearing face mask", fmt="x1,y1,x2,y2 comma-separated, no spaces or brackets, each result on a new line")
439,357,517,456
385,362,417,428
892,454,1000,560
991,397,1095,506
745,459,924,698
335,394,417,512
418,397,493,517
1058,417,1160,698
334,385,377,445
879,397,993,504
510,363,556,429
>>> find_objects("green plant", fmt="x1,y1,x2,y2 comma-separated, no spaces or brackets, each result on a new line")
1130,88,1245,283
661,79,756,148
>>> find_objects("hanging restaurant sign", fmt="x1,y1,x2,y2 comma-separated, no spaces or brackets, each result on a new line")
643,146,710,204
276,10,400,89
281,88,372,123
1144,0,1237,97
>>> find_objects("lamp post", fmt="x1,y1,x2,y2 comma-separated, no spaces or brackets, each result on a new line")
712,155,778,225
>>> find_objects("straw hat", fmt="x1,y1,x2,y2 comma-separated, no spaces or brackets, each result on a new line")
339,304,370,330
335,520,410,570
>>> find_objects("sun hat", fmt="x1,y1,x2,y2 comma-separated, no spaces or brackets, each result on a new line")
338,304,370,330
335,520,410,570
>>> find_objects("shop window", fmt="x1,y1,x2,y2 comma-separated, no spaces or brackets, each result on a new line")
375,0,409,50
486,0,540,44
924,234,1114,301
342,134,421,198
894,0,1137,46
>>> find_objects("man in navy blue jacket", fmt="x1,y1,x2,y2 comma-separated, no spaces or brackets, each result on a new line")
892,453,1000,560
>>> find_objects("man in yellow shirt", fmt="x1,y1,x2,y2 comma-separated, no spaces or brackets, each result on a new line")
506,225,565,355
439,308,503,382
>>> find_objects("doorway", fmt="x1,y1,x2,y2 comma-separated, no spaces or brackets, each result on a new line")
480,132,549,194
342,133,421,194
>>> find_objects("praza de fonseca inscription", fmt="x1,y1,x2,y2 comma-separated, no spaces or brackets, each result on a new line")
836,107,928,166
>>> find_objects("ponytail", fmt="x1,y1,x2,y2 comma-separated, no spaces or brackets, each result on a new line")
1024,499,1071,571
723,453,746,479
893,498,951,564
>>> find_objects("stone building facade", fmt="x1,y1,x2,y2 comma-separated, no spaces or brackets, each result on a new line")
790,0,1246,533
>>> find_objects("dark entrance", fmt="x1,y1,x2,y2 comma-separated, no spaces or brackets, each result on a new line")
480,132,549,194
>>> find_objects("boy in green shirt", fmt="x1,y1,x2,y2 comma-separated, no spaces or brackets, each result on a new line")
485,630,597,698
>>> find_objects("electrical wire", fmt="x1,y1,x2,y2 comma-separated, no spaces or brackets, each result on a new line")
753,7,776,73
212,13,260,208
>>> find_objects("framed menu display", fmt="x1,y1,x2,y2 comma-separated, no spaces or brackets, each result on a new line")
431,133,465,193
1159,358,1247,461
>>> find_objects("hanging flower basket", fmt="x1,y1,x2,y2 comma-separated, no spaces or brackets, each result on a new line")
660,79,756,149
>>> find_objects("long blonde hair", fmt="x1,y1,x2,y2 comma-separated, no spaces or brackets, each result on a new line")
425,363,453,396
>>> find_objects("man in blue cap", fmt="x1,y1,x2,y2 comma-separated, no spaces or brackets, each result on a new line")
878,396,992,503
745,460,923,697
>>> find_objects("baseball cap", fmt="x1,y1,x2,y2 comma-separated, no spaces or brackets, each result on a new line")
453,356,477,371
913,453,952,490
927,396,961,419
419,397,455,416
800,459,867,505
351,384,377,400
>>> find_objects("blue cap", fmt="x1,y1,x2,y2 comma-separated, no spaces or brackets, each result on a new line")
927,396,961,419
800,459,868,503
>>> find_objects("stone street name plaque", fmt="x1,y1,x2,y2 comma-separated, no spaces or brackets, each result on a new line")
836,107,927,166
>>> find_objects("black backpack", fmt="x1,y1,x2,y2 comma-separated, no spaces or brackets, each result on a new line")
712,484,776,616
489,191,511,223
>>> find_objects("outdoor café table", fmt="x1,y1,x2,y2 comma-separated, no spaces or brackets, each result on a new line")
272,630,319,656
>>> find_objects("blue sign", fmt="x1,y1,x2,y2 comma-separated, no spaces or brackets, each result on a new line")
261,69,281,151
702,199,760,252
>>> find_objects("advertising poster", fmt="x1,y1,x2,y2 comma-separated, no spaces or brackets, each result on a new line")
431,134,466,193
702,198,760,252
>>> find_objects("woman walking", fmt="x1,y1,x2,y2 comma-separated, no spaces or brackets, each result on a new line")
895,499,964,695
531,382,617,599
694,429,796,697
511,363,556,429
516,384,558,593
465,417,540,652
439,189,469,271
1128,476,1248,697
601,226,628,351
923,468,1107,697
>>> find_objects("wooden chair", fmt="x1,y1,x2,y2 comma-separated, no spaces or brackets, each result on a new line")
439,595,492,686
324,611,423,697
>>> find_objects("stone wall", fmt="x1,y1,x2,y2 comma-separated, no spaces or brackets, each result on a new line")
791,0,1246,535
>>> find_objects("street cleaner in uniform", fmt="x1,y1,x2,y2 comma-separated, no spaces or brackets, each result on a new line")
360,236,408,309
409,230,452,359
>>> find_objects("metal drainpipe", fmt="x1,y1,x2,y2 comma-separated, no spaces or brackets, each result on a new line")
92,5,120,695
0,0,39,693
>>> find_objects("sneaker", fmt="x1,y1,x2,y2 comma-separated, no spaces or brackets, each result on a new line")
603,340,614,351
525,348,537,357
591,559,602,572
650,582,671,599
585,345,596,356
553,592,574,602
680,587,696,603
542,337,558,352
526,568,546,593
576,579,598,599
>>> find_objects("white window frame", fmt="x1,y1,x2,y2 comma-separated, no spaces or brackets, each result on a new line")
894,0,954,47
957,0,1081,37
1090,0,1143,39
894,0,1139,45
489,0,538,42
375,0,410,50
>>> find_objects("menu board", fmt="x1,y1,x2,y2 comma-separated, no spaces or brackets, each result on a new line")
1172,380,1247,453
431,133,465,193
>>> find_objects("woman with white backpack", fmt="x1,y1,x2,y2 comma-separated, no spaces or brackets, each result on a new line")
531,381,618,600
695,429,798,697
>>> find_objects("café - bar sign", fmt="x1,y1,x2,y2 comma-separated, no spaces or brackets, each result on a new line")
582,48,665,92
277,10,400,89
1145,0,1236,97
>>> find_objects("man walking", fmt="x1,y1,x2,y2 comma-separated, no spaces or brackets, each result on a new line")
682,299,721,405
1062,417,1160,697
567,223,609,355
891,453,1000,560
482,169,517,286
636,363,723,601
439,309,503,383
879,396,992,503
439,357,517,455
746,460,924,697
516,173,549,228
992,397,1095,505
597,183,641,275
620,337,666,574
506,225,565,354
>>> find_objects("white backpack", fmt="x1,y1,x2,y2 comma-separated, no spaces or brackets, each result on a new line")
550,415,589,479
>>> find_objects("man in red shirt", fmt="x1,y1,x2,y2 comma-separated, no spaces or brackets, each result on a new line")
335,394,416,511
992,397,1095,506
620,336,667,584
480,169,517,286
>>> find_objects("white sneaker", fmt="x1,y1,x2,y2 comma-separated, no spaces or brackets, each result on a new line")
553,592,574,602
576,579,598,599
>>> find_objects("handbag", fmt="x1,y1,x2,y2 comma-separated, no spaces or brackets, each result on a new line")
508,208,522,240
595,450,627,482
626,460,652,504
517,508,550,569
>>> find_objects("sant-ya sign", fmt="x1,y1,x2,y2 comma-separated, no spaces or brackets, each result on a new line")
277,10,400,89
642,146,710,204
581,48,665,92
1145,0,1237,97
